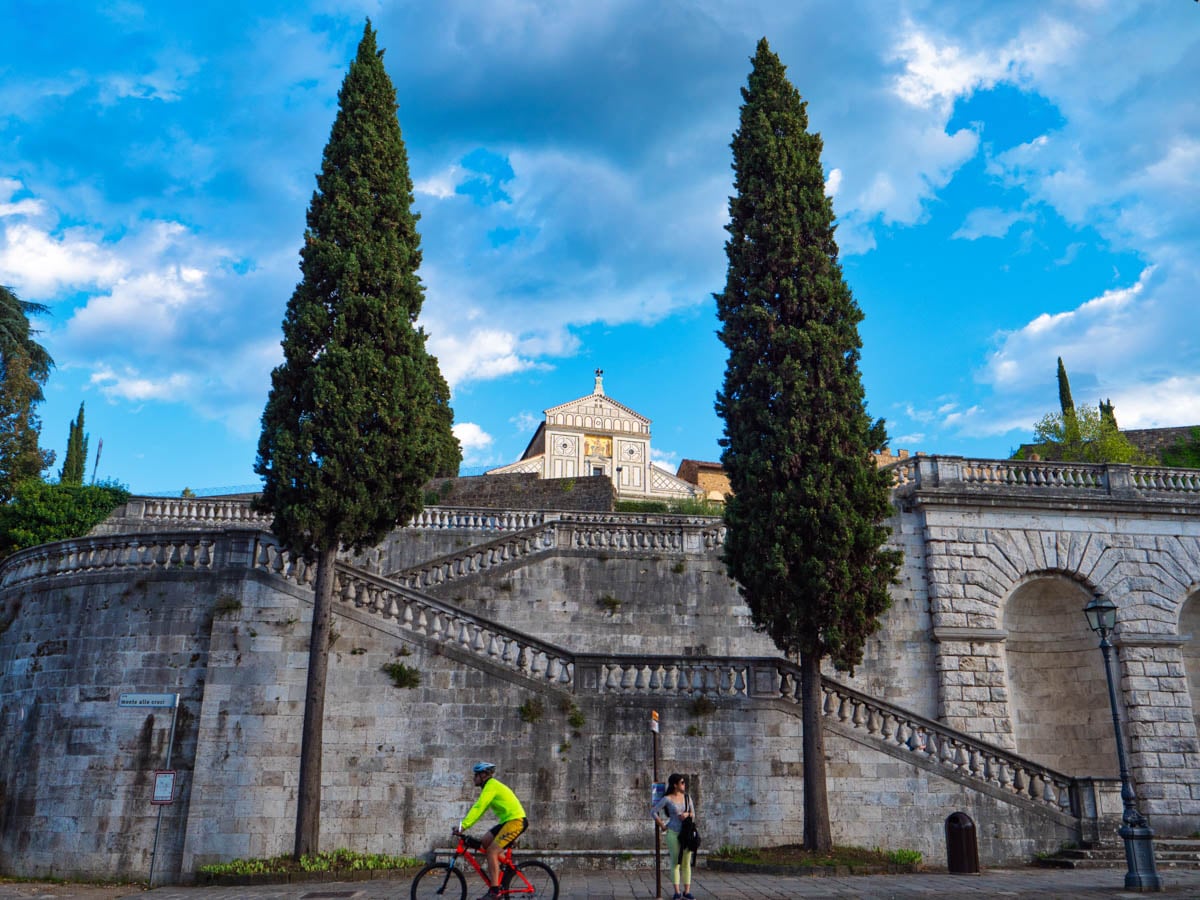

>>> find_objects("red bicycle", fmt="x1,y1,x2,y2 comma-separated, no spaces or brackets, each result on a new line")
409,833,559,899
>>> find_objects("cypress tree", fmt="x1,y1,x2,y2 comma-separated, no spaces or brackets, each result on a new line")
715,39,902,852
1057,357,1079,443
60,402,88,486
0,285,54,501
254,21,460,858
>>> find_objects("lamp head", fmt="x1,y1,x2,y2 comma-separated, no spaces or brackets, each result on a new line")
1083,593,1118,635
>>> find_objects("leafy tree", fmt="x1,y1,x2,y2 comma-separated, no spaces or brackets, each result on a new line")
1160,428,1200,469
0,479,129,559
59,402,88,485
1056,357,1079,443
254,21,460,858
1018,404,1151,464
0,286,54,500
714,38,902,852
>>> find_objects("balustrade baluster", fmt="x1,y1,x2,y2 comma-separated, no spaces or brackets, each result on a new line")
649,665,663,691
907,727,923,753
604,665,621,691
733,667,747,696
852,701,867,729
621,666,635,691
1012,766,1027,794
837,696,851,723
635,666,649,691
457,621,472,648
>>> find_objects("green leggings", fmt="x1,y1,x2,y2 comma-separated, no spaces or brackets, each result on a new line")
665,828,692,886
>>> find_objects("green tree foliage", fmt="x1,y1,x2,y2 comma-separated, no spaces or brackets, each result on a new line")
253,21,459,858
0,285,54,500
1099,397,1117,430
0,479,129,559
1160,428,1200,469
1018,404,1151,464
1056,357,1079,443
714,38,902,852
59,402,88,485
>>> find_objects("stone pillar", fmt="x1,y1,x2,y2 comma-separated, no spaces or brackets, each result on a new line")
933,629,1016,750
1117,635,1200,833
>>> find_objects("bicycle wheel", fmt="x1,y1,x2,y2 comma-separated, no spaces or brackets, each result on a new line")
501,860,558,898
410,862,467,900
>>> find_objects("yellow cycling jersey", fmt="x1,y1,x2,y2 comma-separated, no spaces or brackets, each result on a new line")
460,777,526,830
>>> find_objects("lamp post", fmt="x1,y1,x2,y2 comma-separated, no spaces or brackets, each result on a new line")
1082,592,1162,892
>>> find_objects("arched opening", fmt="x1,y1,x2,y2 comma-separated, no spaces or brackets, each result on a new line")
1180,591,1200,735
1003,576,1118,775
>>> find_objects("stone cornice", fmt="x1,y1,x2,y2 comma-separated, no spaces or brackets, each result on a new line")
932,627,1008,643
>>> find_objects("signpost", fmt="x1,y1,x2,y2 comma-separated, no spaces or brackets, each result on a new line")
651,710,661,898
120,692,179,887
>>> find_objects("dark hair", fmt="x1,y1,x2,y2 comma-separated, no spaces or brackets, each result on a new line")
667,773,686,792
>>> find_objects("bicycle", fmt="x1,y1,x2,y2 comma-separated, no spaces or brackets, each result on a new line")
410,832,559,899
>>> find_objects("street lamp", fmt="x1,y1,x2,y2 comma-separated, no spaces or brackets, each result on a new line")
1082,592,1162,892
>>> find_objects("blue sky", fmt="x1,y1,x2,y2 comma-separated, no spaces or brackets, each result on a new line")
2,1,1198,494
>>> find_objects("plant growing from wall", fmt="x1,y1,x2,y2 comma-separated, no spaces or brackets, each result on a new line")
518,698,544,724
596,594,621,613
382,661,421,689
252,21,460,859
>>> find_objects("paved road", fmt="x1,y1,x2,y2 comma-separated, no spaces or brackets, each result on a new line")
5,866,1200,900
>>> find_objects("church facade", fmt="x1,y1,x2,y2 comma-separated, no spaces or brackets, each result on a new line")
487,370,700,503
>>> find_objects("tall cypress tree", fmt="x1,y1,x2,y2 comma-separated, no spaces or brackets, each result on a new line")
0,285,54,501
715,39,901,852
1056,357,1080,443
254,21,460,858
60,402,87,486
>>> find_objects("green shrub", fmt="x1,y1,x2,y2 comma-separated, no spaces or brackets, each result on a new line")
885,848,922,866
0,479,129,559
198,848,421,876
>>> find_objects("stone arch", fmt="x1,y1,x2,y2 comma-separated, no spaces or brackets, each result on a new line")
1180,589,1200,735
1002,574,1117,775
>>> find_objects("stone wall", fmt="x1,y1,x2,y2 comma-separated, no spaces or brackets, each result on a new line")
425,474,614,512
1,526,1084,882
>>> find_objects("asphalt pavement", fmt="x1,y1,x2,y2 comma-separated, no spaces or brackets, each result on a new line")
5,864,1200,900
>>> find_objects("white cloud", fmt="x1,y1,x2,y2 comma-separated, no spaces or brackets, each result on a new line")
453,421,495,466
952,206,1030,241
90,364,193,402
983,268,1155,391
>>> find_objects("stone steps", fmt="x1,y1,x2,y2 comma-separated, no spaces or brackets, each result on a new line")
1035,839,1200,870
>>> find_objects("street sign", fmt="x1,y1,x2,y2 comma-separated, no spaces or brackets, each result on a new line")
151,771,176,805
650,709,659,733
119,693,179,709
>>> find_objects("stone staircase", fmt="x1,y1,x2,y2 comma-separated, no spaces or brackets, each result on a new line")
1036,838,1200,870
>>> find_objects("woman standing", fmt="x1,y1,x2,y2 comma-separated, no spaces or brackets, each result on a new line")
652,773,695,900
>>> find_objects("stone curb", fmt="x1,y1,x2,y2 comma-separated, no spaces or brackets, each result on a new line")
705,859,919,877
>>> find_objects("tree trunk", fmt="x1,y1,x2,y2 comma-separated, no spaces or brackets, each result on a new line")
294,546,337,859
799,650,832,852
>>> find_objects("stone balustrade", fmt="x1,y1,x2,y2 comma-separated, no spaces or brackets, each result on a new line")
571,652,1075,818
111,498,548,533
385,518,726,587
250,535,574,687
890,456,1200,501
0,531,219,590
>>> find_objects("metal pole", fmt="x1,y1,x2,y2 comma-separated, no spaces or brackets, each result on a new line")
1097,632,1161,892
148,695,180,889
654,724,661,898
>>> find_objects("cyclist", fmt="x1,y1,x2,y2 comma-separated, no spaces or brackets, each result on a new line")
453,761,528,900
